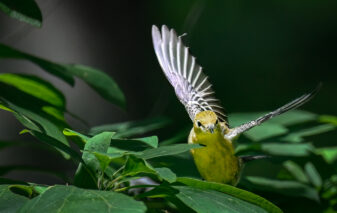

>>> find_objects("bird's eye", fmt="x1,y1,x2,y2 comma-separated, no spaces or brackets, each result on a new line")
215,119,218,125
197,121,202,127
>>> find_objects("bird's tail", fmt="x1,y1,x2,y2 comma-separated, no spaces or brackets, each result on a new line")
225,83,321,139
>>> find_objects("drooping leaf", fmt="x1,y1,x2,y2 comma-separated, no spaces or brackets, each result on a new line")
174,186,270,213
283,161,309,183
241,176,319,201
304,162,322,188
89,116,171,137
0,0,42,27
18,185,147,213
138,144,202,160
0,44,125,108
154,167,177,183
177,177,282,213
63,128,89,149
0,185,29,213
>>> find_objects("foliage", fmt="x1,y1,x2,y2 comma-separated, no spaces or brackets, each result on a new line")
0,2,336,213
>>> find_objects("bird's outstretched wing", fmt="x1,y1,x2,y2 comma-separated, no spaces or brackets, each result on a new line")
152,25,226,122
225,84,321,139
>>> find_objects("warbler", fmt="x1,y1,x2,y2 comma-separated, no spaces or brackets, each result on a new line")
151,25,318,185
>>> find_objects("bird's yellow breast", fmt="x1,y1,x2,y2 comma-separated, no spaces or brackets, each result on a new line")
188,124,241,186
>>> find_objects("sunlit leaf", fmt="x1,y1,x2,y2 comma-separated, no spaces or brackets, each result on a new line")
18,185,147,213
0,0,42,27
316,146,337,164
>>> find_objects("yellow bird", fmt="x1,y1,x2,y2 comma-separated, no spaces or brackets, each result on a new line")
151,25,318,185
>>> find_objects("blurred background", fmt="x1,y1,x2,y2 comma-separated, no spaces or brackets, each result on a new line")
0,0,336,191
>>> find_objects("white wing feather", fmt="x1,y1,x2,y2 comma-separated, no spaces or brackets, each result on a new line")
152,25,227,122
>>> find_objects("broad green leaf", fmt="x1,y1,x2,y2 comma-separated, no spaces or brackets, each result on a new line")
177,177,282,213
0,185,29,213
18,185,147,213
82,132,115,172
0,44,126,108
316,146,337,163
139,144,202,159
123,155,177,183
244,123,288,141
242,176,319,201
236,142,314,157
174,186,270,213
0,0,42,27
123,155,155,177
304,162,322,188
92,151,124,172
283,161,309,183
89,116,171,137
281,124,336,143
74,132,114,189
154,167,177,183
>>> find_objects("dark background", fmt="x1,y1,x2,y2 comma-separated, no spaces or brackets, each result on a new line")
0,0,336,185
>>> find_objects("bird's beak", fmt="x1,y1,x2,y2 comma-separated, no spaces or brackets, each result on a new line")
208,124,214,134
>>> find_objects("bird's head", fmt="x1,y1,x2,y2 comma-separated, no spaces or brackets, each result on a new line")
194,111,220,134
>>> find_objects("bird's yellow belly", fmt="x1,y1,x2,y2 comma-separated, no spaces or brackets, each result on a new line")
188,130,241,186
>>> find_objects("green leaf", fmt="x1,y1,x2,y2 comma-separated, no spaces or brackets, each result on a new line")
139,144,202,160
304,162,322,188
0,74,65,109
174,186,270,213
316,146,337,163
92,151,124,172
89,116,171,137
242,176,319,201
123,155,177,183
283,161,309,183
0,185,29,213
132,136,158,148
18,185,147,213
0,44,126,108
319,115,337,126
82,132,115,172
29,131,81,162
281,124,336,143
154,167,177,183
236,142,315,157
177,177,282,213
0,0,42,27
108,136,159,152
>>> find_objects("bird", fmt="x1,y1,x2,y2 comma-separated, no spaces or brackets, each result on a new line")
151,25,319,186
